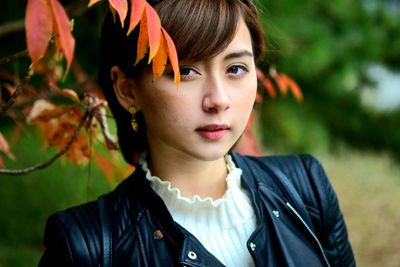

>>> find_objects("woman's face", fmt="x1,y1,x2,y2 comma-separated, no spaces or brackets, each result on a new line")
133,17,257,161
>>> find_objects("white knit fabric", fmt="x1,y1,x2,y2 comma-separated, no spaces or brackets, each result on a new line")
140,154,256,267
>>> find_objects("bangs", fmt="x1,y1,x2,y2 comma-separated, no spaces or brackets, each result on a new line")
155,0,240,61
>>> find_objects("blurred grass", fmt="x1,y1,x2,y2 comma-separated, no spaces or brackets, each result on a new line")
0,126,116,267
1,126,400,266
319,147,400,267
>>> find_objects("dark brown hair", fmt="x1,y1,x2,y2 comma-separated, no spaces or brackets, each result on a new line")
98,0,265,165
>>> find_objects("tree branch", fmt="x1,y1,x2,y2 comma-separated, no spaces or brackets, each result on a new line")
0,97,93,176
0,20,25,37
0,50,28,65
0,1,94,38
0,67,33,114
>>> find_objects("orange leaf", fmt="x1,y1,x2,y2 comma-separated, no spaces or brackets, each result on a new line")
92,151,116,183
59,89,80,102
0,132,16,161
162,29,180,86
108,0,128,27
269,68,289,96
49,0,76,73
92,151,134,184
145,3,161,63
26,99,55,123
152,34,168,80
283,74,303,101
135,11,149,65
26,99,69,123
25,0,53,66
275,75,288,95
66,132,90,164
127,0,146,35
88,0,102,7
262,79,276,98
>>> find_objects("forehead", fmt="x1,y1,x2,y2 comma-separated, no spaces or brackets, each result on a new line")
155,0,245,62
224,18,253,52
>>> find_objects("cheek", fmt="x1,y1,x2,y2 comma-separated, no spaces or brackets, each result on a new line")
235,81,257,111
140,92,185,129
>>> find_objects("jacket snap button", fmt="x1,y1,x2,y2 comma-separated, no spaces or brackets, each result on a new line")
153,229,164,240
272,210,280,217
250,242,256,251
187,251,197,260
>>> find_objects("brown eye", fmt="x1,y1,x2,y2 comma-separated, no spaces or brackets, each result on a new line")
227,65,248,76
179,66,200,81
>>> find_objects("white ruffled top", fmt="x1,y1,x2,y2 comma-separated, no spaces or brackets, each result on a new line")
140,154,256,267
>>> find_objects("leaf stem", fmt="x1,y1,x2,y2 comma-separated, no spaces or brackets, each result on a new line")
0,66,33,114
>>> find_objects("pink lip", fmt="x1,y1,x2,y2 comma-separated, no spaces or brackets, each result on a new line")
196,124,230,140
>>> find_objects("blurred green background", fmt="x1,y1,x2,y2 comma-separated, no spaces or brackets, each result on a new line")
1,0,400,266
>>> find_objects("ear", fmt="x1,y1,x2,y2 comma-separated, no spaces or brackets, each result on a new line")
111,66,138,111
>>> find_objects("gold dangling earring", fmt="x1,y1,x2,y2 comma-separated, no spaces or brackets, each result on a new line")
128,107,139,132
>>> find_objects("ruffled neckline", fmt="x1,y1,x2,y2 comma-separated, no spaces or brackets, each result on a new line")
139,153,243,208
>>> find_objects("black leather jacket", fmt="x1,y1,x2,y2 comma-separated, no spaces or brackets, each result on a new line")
38,153,355,267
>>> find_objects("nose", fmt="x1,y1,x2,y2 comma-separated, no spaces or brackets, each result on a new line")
202,76,231,113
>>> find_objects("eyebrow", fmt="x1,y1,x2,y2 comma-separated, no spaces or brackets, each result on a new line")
224,50,254,61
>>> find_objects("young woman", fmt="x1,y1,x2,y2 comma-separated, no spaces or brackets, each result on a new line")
39,0,355,266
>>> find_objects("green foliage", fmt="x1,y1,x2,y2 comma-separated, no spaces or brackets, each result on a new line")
259,98,330,154
256,0,400,159
0,126,113,266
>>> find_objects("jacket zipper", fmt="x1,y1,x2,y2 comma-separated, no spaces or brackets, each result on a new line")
286,202,331,267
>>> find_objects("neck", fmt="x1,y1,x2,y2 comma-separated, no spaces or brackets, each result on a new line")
145,150,228,200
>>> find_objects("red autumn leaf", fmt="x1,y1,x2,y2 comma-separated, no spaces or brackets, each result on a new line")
108,0,128,27
25,0,53,66
49,0,76,73
116,1,180,85
152,34,168,80
0,132,16,161
127,0,146,35
256,68,266,81
32,105,89,164
255,92,263,103
235,112,261,156
65,132,90,164
236,130,262,156
262,79,277,98
162,29,180,85
135,10,149,65
145,3,161,63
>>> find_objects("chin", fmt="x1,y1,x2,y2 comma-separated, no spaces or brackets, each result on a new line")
191,145,233,162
